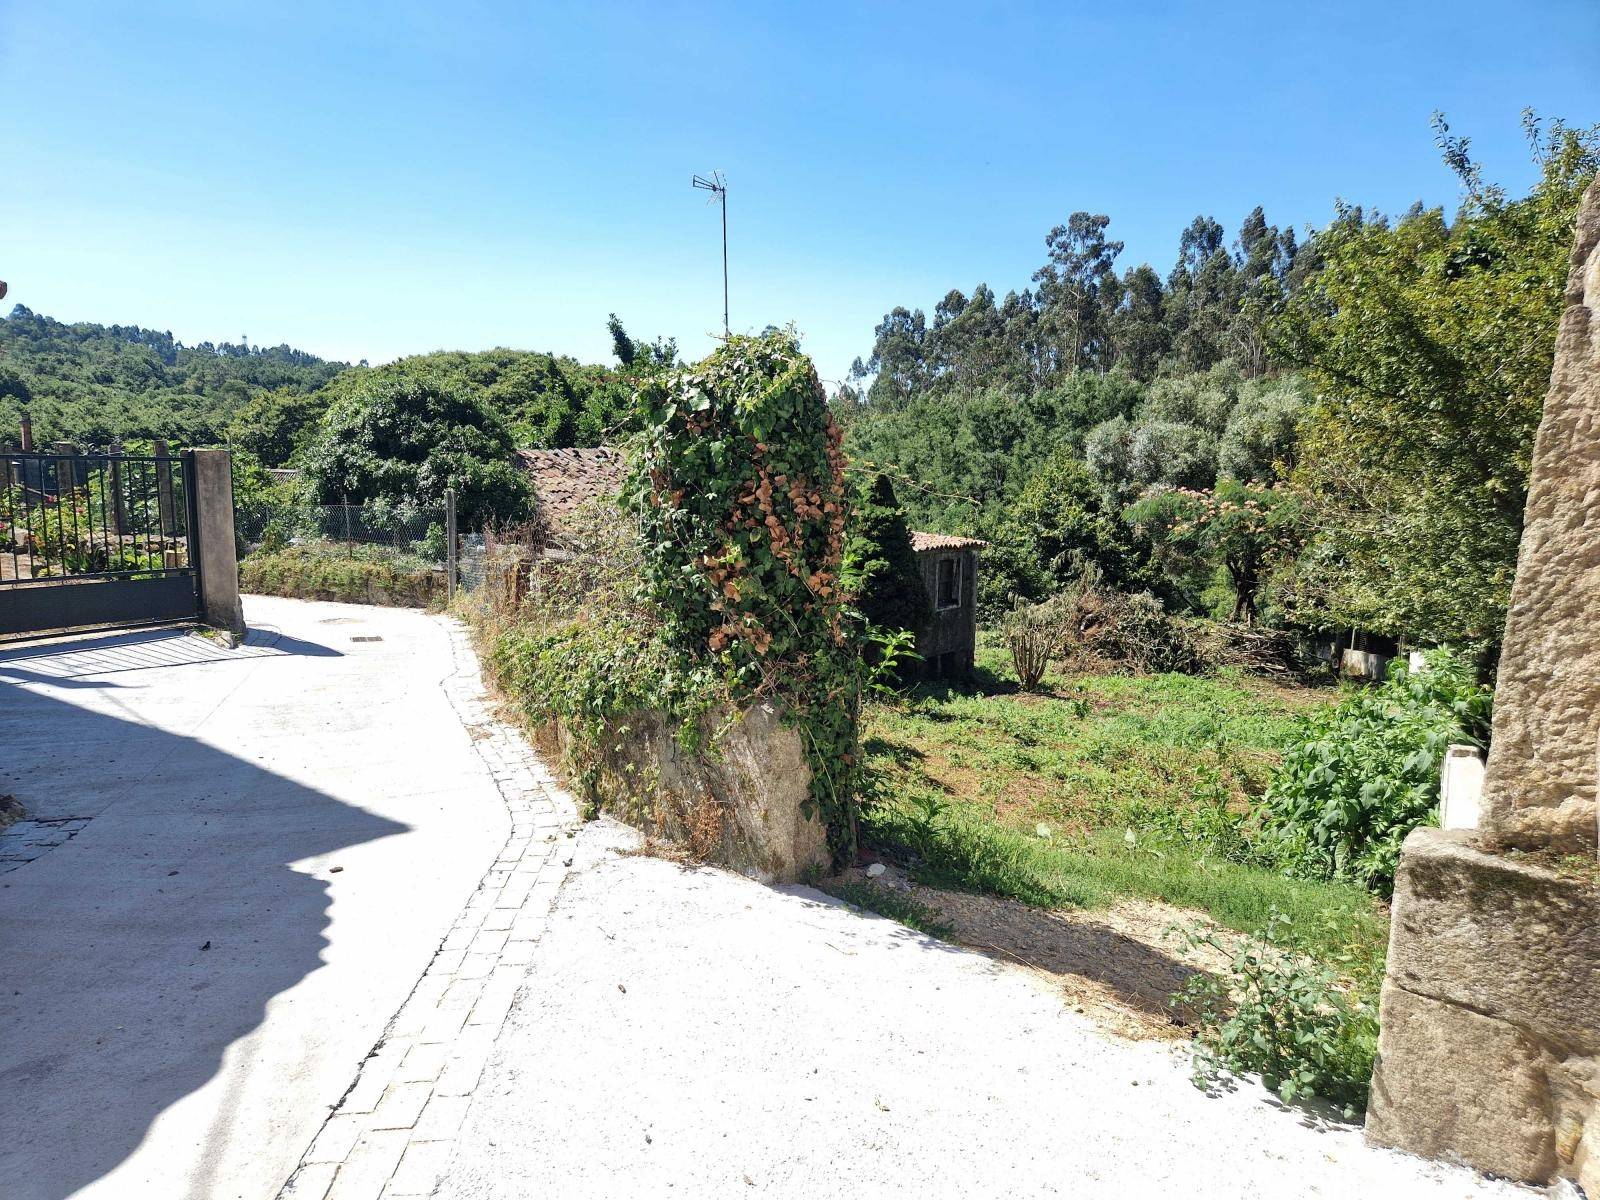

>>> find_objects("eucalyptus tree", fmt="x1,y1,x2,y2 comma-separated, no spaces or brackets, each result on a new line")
1031,212,1124,375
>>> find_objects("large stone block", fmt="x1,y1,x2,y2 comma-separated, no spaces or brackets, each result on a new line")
1481,175,1600,854
1382,829,1600,1053
575,700,830,884
1366,981,1556,1182
1367,828,1600,1188
190,448,245,638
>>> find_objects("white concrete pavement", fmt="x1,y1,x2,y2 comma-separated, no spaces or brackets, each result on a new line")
0,596,555,1200
0,595,1541,1200
438,820,1532,1200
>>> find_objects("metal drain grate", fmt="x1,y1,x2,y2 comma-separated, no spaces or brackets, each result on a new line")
350,635,384,643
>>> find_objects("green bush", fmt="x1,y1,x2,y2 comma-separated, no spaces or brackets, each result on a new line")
488,609,726,793
1258,651,1492,894
1173,910,1377,1116
240,545,441,606
627,331,863,859
841,473,929,638
418,521,448,563
299,370,532,526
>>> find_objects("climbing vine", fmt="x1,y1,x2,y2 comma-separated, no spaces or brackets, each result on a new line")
624,330,864,859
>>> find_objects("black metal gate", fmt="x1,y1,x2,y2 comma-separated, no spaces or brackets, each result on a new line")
0,449,203,638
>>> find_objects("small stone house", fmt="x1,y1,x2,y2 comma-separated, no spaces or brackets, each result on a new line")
909,532,984,679
513,447,627,545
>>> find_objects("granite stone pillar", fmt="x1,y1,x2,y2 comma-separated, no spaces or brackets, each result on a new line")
1365,175,1600,1193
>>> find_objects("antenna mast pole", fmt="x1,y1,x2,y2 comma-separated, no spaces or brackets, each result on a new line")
720,185,729,337
692,172,729,337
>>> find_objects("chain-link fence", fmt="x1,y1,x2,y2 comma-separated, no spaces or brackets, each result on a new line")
237,501,447,561
457,533,489,594
236,499,482,605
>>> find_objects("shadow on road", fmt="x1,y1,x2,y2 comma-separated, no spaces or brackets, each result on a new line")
0,624,342,684
0,668,402,1200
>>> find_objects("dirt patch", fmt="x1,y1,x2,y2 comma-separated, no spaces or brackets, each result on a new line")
832,864,1237,1042
913,750,980,798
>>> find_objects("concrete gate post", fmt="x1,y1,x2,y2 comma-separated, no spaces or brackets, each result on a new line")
189,449,246,639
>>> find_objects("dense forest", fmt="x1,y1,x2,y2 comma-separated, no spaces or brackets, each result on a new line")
841,114,1600,655
0,306,666,466
0,306,347,449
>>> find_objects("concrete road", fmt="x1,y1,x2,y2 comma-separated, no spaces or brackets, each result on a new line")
440,820,1528,1200
0,597,510,1200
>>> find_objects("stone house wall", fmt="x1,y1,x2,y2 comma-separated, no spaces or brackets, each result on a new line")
913,542,979,678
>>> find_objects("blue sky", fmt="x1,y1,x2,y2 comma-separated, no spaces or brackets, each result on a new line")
2,1,1596,387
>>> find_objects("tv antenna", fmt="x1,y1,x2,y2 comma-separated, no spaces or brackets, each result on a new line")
691,171,729,337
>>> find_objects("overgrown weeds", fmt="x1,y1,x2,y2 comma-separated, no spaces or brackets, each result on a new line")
464,498,734,803
1171,910,1378,1117
859,638,1391,1107
241,543,443,606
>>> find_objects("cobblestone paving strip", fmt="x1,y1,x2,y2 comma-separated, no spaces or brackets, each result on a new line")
278,618,579,1200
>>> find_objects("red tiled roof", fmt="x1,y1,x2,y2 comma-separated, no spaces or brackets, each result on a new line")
910,531,987,553
514,447,626,531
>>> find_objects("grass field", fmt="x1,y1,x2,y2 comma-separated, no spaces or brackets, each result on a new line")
859,640,1390,986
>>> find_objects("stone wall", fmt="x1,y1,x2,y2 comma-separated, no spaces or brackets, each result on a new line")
1481,175,1600,855
572,700,831,884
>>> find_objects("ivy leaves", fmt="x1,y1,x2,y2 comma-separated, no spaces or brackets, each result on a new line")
626,330,864,860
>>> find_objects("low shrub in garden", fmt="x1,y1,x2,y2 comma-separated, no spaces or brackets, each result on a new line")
240,544,442,606
1257,650,1492,895
1002,594,1071,691
1172,910,1378,1117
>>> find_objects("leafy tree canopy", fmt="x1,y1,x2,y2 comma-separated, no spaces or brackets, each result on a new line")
227,387,328,466
1273,112,1600,648
299,371,533,525
315,347,635,453
1,309,677,468
0,305,344,449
